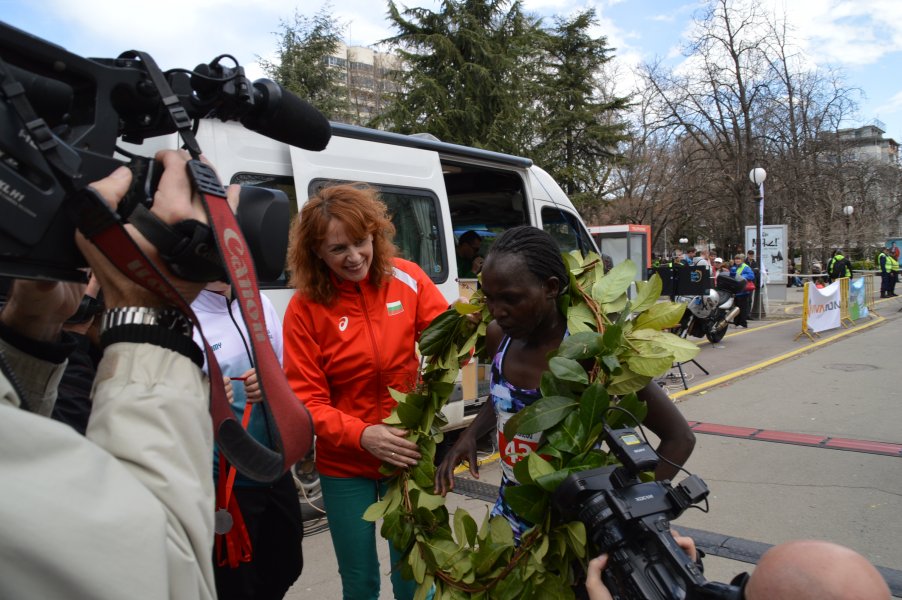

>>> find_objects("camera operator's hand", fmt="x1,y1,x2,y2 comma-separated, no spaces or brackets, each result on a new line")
75,150,239,308
672,530,697,561
0,279,84,342
585,554,614,600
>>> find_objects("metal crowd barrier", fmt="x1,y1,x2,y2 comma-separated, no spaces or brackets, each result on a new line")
796,275,877,342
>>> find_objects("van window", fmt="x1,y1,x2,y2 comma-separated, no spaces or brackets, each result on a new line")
380,189,445,280
541,206,597,256
308,180,447,284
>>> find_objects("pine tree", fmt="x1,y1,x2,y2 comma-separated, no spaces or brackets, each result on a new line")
258,5,348,121
378,0,543,154
533,10,631,206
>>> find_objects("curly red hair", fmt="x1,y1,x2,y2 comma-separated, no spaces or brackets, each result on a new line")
287,184,397,305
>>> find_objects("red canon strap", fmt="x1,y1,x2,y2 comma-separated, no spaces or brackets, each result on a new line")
75,160,312,482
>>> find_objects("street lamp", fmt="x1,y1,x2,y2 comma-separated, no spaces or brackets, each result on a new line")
679,237,688,245
749,168,767,319
843,205,854,252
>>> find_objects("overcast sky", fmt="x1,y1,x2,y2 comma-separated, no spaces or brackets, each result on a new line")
3,0,902,138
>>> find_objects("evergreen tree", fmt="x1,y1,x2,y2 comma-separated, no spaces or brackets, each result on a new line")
258,5,348,120
378,0,543,154
533,10,631,205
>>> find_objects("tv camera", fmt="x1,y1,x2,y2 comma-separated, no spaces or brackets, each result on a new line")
0,21,331,282
553,424,746,599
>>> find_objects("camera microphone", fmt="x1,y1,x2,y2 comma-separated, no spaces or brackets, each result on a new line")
240,79,331,151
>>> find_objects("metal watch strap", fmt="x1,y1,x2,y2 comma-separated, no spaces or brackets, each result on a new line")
101,306,192,337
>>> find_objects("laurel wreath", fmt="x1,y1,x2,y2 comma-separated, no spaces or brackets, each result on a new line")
364,251,697,599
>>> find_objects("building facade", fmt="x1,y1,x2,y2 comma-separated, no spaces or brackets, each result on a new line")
327,43,400,126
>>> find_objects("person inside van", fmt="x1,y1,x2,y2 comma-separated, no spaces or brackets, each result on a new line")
456,230,484,279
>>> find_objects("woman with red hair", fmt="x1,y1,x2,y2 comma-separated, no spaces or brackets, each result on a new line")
283,184,447,600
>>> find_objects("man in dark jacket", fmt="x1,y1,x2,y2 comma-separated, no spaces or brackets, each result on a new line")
827,250,853,283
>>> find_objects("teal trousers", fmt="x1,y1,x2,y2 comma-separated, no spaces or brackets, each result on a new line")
320,475,417,600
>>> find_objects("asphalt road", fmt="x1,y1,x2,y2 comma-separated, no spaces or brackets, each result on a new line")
287,293,902,599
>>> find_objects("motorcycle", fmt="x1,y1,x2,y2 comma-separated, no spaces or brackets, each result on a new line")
676,274,745,344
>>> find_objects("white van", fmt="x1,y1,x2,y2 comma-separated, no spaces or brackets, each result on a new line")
136,119,599,428
134,119,599,517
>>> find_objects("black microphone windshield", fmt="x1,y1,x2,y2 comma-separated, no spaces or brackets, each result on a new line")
240,79,331,151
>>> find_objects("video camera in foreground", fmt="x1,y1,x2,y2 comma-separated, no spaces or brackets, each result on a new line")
0,21,331,282
553,424,745,600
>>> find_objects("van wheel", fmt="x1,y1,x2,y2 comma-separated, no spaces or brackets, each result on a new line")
292,451,325,522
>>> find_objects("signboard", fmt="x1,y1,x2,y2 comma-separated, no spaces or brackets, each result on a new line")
744,224,788,285
849,277,869,321
807,281,842,333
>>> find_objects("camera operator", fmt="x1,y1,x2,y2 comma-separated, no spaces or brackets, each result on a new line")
0,150,229,599
585,536,890,600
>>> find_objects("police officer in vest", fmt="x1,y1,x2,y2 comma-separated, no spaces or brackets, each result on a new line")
879,246,897,298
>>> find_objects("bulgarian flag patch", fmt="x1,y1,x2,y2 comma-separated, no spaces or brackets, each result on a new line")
387,300,404,315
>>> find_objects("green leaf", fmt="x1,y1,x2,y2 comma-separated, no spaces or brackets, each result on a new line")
539,371,568,399
607,367,652,396
414,490,446,511
457,329,479,358
609,392,648,428
629,329,700,363
548,356,589,385
388,387,409,405
363,497,393,522
625,351,673,377
601,323,623,353
579,383,609,432
566,302,596,334
503,395,578,439
632,274,663,314
512,453,535,485
417,308,460,356
525,451,555,481
555,331,604,360
593,259,636,303
453,509,478,549
396,401,423,429
634,301,687,331
454,300,482,315
414,575,434,600
564,521,587,558
600,294,628,315
488,515,515,547
534,467,573,493
503,483,548,525
410,459,435,489
601,354,622,376
410,542,426,583
546,410,586,455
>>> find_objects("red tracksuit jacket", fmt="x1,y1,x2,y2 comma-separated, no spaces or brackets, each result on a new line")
283,258,448,479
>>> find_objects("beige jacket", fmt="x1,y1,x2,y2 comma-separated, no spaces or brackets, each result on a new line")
0,339,216,599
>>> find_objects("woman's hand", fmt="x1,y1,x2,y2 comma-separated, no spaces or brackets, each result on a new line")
360,424,421,468
240,368,261,403
433,430,479,496
222,376,234,404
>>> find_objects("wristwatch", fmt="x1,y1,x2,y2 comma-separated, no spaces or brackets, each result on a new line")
100,306,192,337
99,306,202,366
